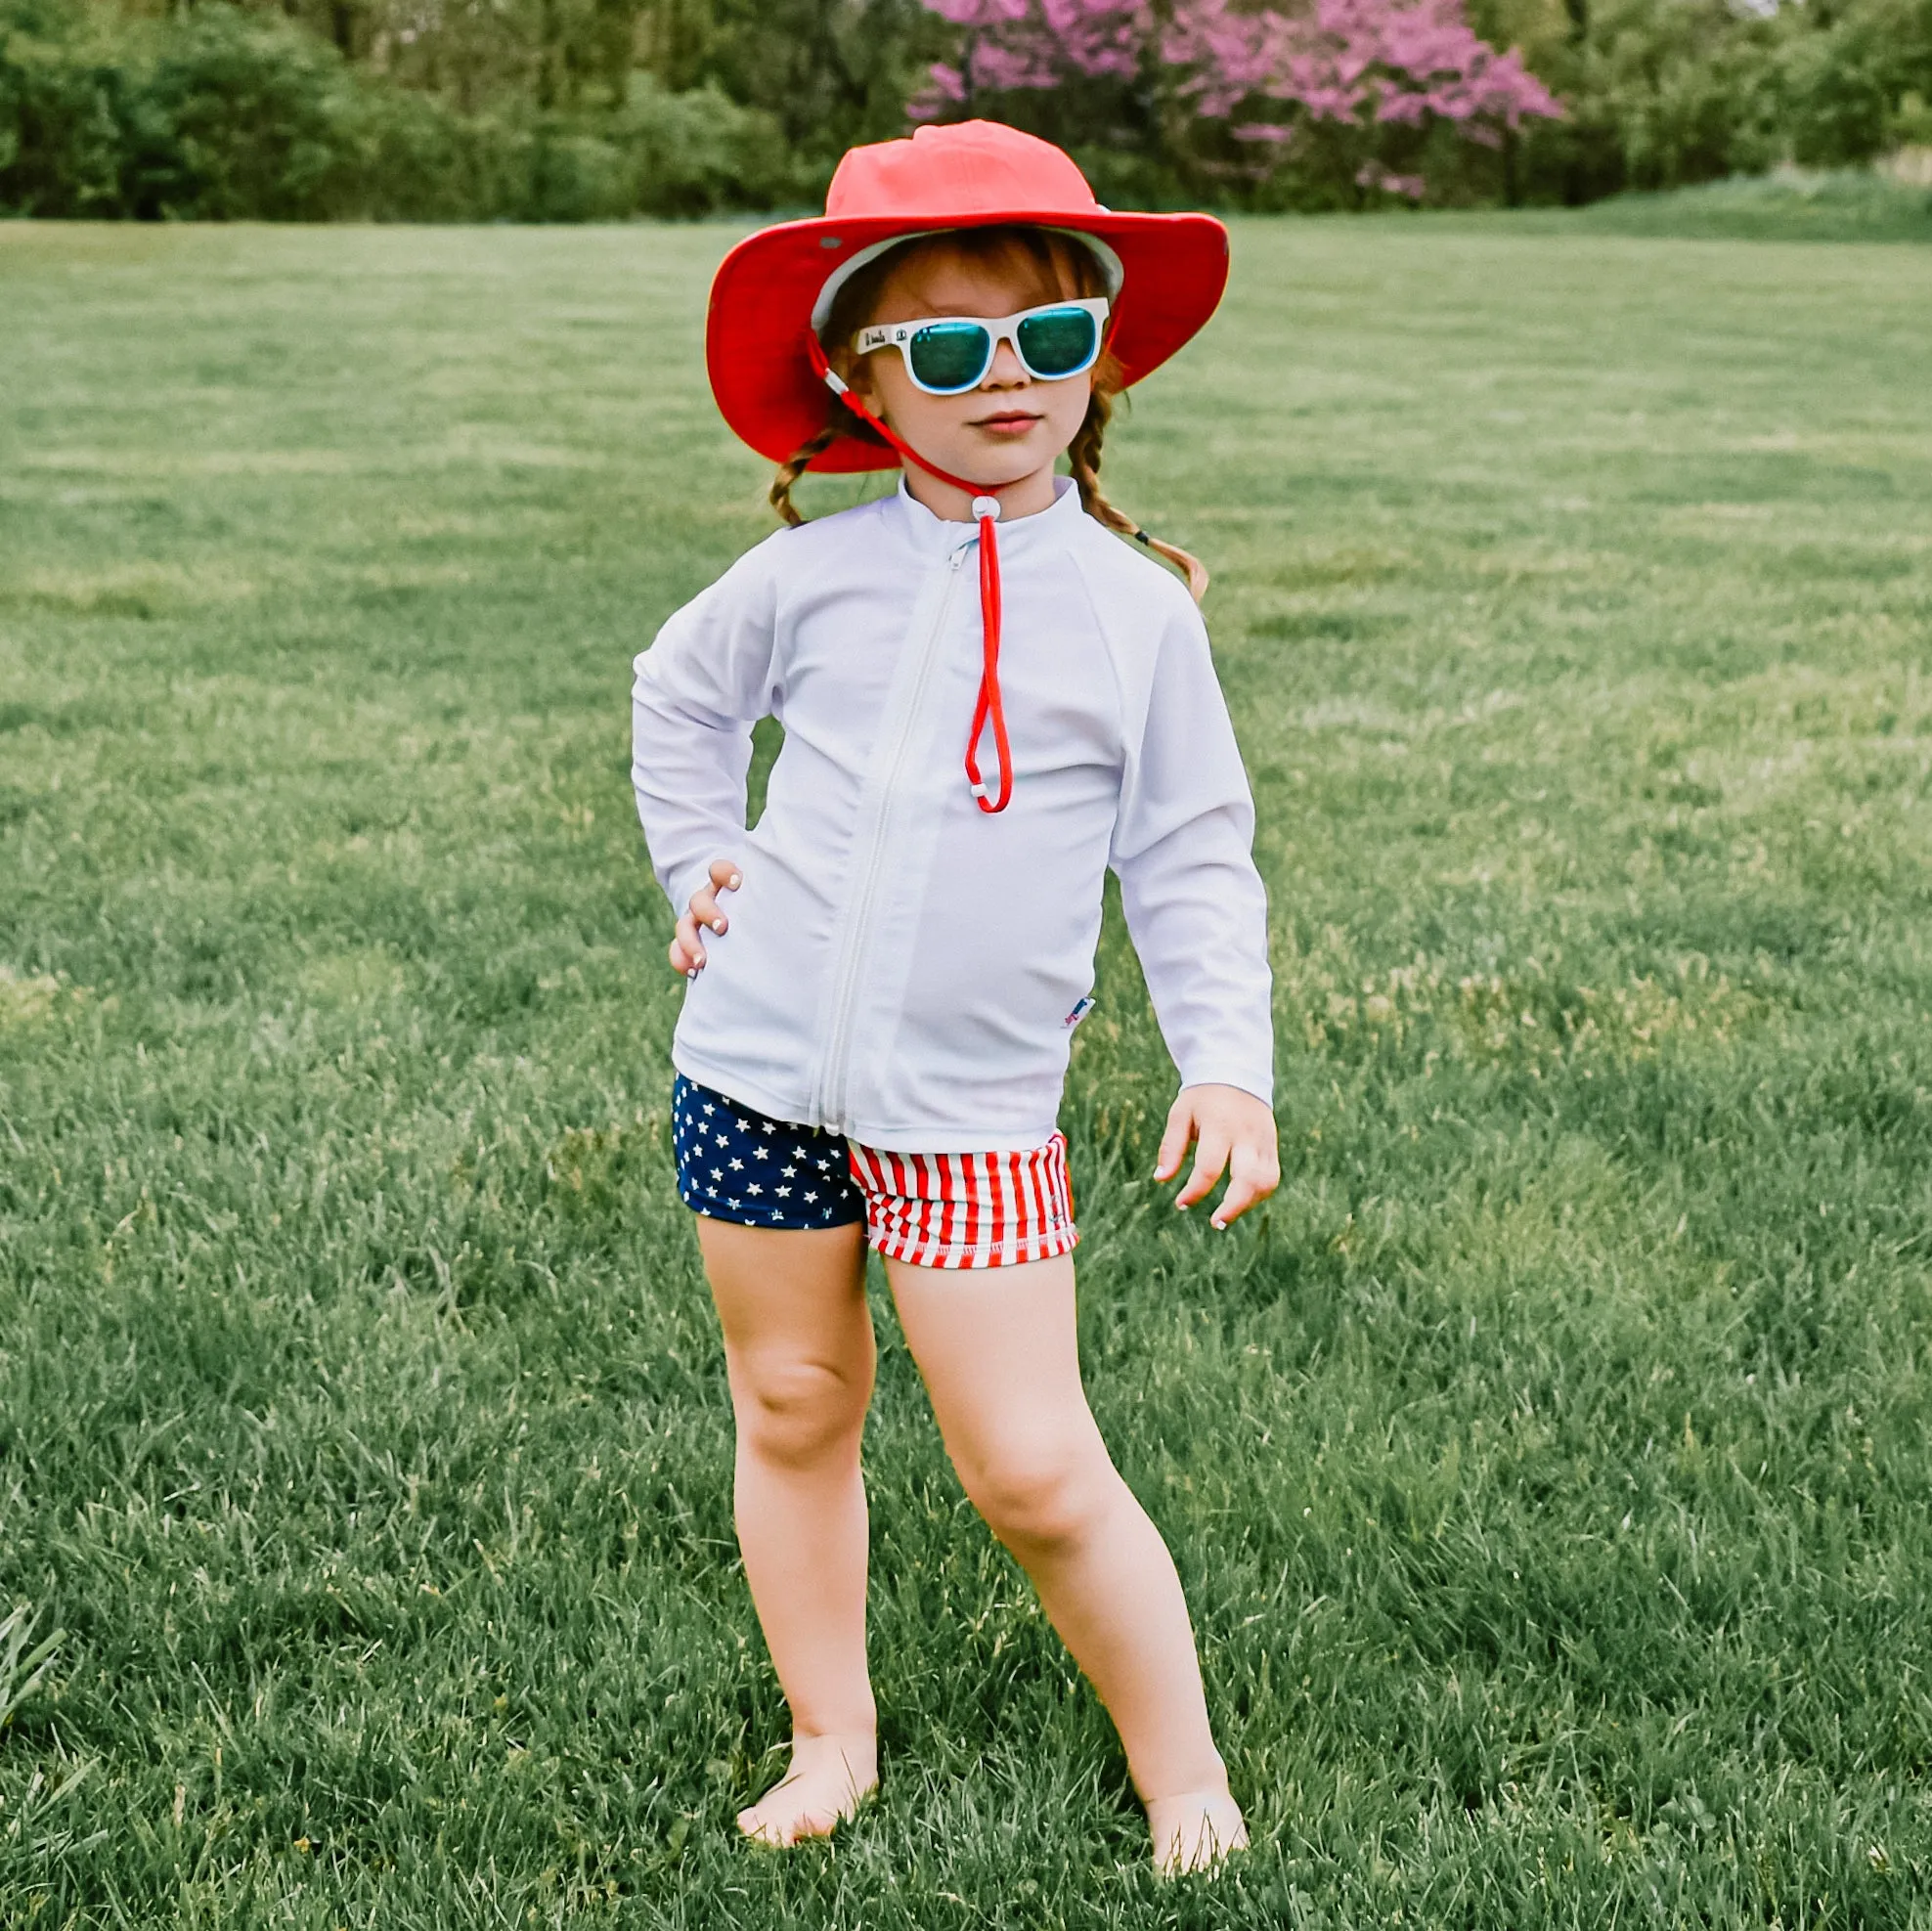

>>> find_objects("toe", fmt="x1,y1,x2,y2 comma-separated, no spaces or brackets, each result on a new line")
736,1803,787,1847
1150,1792,1249,1876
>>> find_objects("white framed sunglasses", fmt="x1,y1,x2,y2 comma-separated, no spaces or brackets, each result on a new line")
853,296,1111,396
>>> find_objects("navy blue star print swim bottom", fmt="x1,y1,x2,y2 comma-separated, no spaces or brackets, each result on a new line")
672,1074,864,1231
671,1075,1078,1270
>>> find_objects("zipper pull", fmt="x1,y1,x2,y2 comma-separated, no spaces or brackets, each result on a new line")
949,549,967,571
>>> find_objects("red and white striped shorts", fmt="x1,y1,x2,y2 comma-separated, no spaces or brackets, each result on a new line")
847,1135,1077,1270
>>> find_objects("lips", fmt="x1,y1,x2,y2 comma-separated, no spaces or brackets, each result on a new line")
974,412,1043,433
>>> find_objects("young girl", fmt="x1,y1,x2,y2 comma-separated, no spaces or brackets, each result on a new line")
631,120,1278,1875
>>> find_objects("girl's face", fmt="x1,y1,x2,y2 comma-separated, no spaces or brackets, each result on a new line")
846,241,1096,502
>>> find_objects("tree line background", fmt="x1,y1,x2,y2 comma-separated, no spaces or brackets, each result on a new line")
1,0,1929,221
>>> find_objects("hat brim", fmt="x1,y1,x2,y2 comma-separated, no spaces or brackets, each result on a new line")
706,209,1230,475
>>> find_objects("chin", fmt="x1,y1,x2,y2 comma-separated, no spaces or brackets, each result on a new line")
968,457,1048,490
965,430,1054,467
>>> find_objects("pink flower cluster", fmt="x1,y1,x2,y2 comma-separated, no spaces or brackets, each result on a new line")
920,0,1151,106
1164,0,1561,144
912,0,1562,183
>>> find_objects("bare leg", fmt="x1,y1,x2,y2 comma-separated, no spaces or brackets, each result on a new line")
886,1252,1247,1874
698,1216,879,1844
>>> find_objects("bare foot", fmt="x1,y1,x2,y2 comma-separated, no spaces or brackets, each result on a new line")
736,1732,878,1847
1147,1788,1249,1875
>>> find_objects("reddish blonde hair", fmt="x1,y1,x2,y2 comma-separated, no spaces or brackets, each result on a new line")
770,226,1208,601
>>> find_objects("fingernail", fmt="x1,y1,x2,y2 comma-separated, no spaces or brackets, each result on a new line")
729,874,741,889
685,967,699,981
713,918,725,933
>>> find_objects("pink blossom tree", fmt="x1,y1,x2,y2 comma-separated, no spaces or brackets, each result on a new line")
913,0,1563,205
919,1,1153,103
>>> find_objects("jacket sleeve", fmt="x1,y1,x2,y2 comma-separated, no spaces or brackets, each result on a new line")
1109,598,1275,1106
631,544,781,915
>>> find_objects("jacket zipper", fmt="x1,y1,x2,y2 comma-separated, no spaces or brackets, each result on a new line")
814,543,969,1130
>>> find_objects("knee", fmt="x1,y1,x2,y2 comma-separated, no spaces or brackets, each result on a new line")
732,1353,871,1470
957,1432,1114,1558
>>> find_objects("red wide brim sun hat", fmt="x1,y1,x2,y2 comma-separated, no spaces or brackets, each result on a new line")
706,120,1231,475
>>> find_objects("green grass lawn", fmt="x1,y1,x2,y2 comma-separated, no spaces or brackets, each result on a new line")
2,215,1930,1927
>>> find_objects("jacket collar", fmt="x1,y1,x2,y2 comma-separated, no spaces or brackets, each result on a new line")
885,473,1081,558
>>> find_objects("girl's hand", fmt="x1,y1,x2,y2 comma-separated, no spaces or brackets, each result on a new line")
1154,1084,1280,1230
670,857,742,977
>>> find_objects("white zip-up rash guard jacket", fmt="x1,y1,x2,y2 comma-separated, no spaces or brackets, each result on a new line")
631,477,1273,1155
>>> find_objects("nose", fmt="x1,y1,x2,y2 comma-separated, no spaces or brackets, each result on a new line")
982,338,1030,388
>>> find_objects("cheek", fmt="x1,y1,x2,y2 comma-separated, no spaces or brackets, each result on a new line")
866,357,933,426
872,362,974,440
1045,376,1093,444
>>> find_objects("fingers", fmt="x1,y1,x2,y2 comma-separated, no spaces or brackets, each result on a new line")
1153,1096,1196,1182
691,860,744,936
669,911,705,977
1172,1128,1232,1213
668,857,742,979
1209,1142,1281,1231
1158,1083,1282,1228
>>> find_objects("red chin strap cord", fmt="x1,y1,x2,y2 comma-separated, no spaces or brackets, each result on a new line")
808,333,1013,814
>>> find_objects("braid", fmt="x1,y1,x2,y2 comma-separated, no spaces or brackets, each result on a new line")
768,423,840,527
1067,386,1210,603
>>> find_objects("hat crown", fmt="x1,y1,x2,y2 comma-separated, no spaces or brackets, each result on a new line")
826,120,1103,223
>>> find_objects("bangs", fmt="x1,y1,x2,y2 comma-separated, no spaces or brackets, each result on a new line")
889,228,1110,309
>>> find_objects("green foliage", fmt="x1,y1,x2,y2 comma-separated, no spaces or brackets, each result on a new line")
0,0,130,213
3,218,1932,1922
6,0,1932,214
1583,0,1786,189
643,0,947,170
0,0,788,218
1515,0,1932,202
595,74,791,215
1784,0,1932,166
124,2,371,218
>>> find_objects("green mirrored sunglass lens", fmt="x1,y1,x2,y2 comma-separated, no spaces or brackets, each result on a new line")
1016,309,1098,376
908,321,991,392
